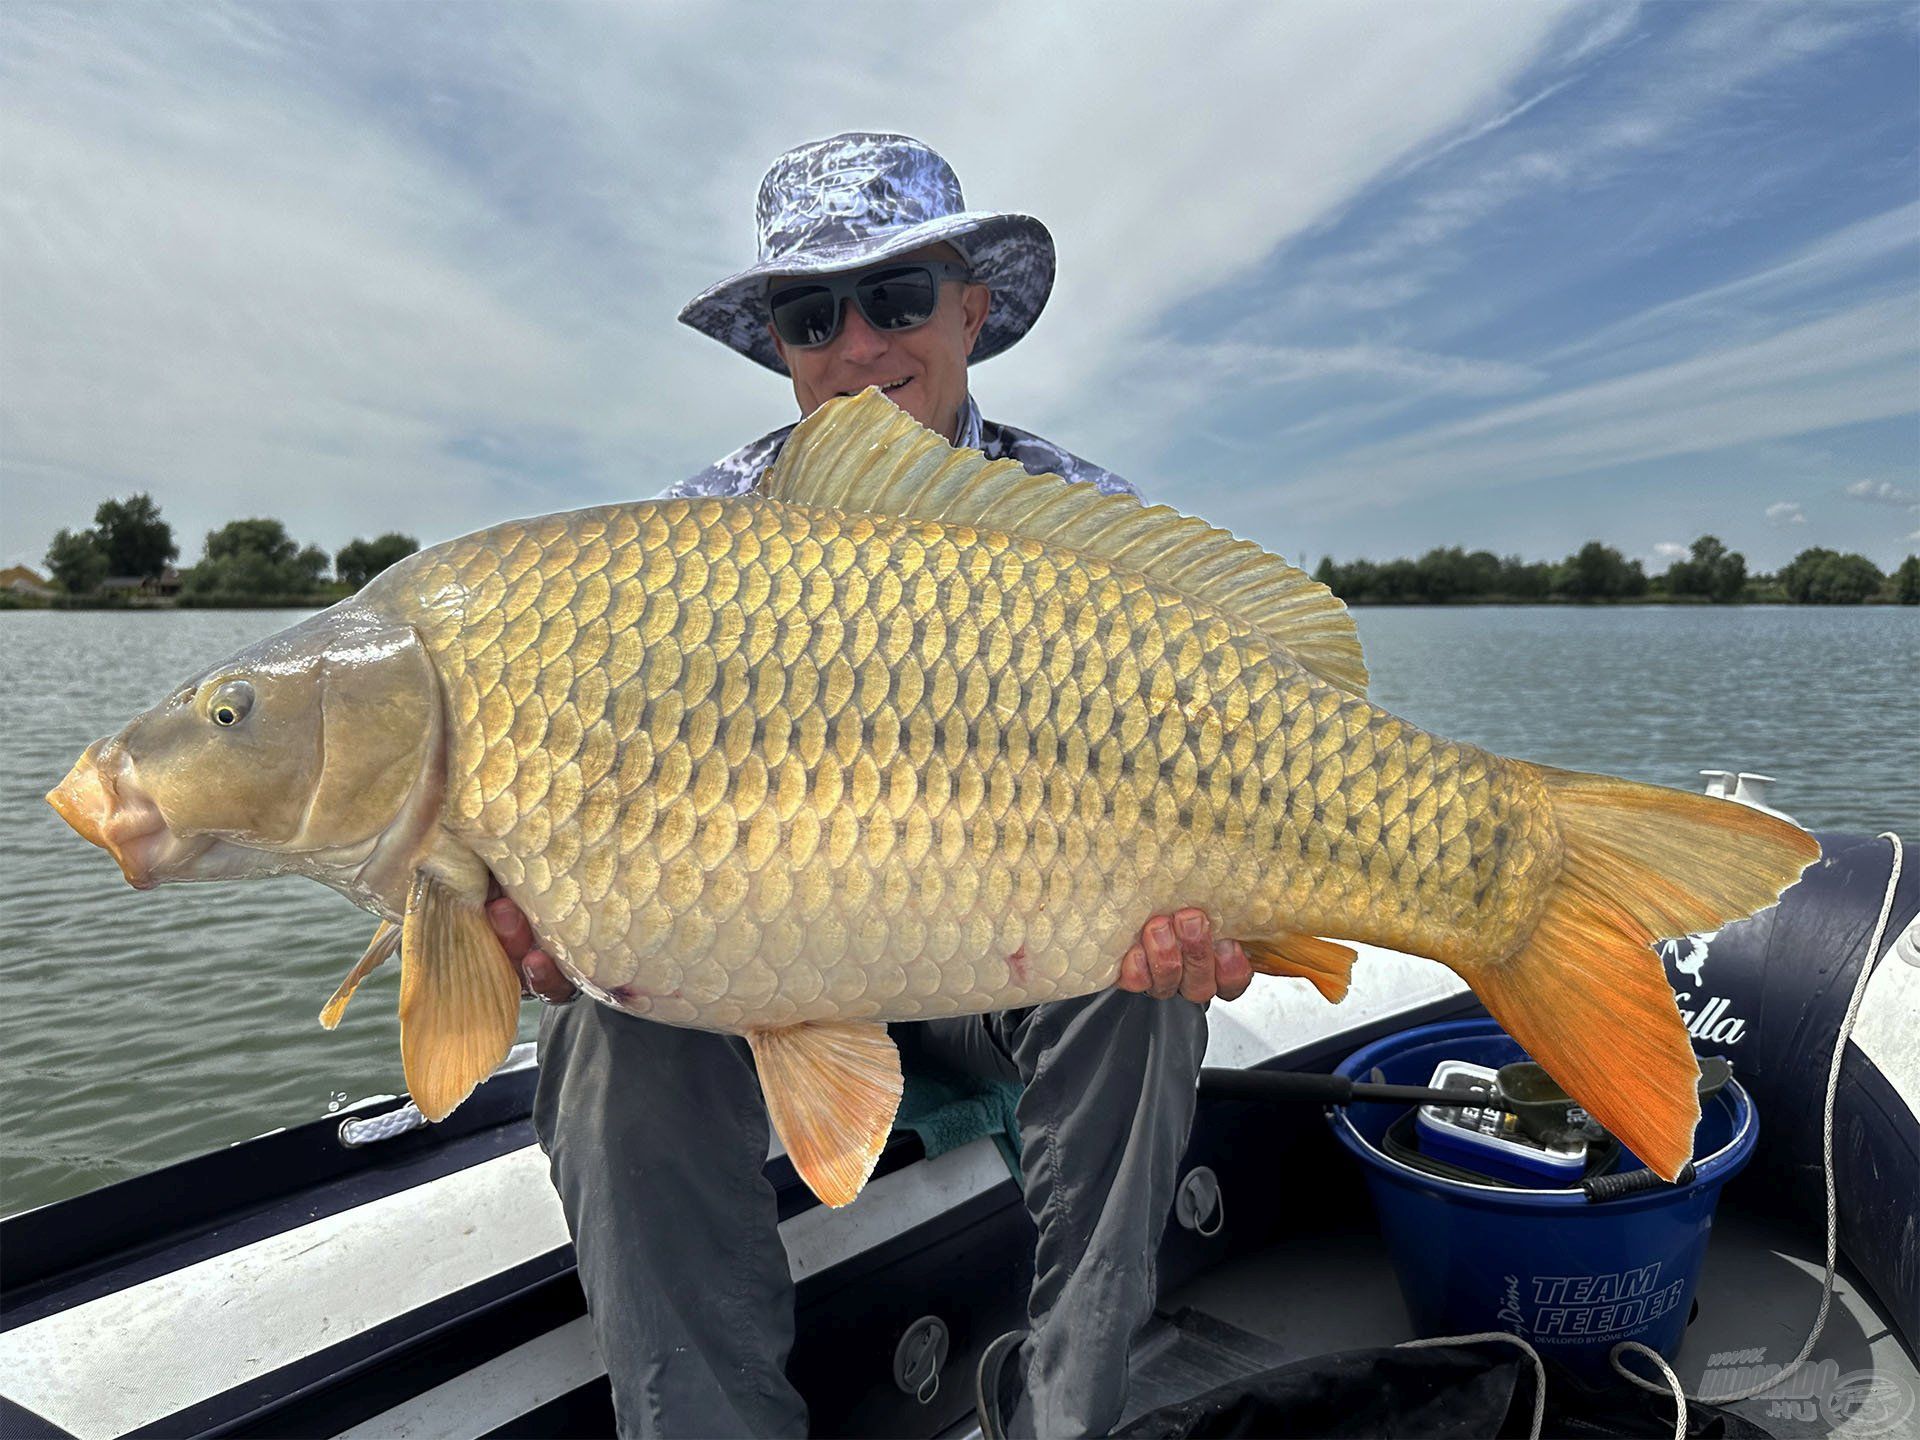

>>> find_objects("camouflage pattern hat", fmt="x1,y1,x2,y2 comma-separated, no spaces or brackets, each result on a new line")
679,132,1055,375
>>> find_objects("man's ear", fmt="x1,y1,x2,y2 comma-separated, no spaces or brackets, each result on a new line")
962,284,992,357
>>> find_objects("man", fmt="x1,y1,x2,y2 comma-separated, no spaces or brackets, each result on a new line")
491,132,1250,1438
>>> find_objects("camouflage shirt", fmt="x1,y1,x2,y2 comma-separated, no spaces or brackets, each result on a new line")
664,394,1136,499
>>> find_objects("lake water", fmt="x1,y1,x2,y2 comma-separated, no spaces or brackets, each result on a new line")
2,605,1914,1217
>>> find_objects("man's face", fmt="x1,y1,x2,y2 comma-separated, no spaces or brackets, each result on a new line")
768,243,991,443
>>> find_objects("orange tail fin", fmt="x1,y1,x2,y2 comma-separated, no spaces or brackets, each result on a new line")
1454,768,1818,1181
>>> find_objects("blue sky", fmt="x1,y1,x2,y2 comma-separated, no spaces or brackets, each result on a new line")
3,2,1915,577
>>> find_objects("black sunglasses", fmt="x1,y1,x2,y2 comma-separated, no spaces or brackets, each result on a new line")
766,261,972,350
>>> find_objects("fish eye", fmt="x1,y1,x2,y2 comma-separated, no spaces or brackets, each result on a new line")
207,679,255,728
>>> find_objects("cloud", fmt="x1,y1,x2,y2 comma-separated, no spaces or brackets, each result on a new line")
1281,299,1920,510
0,1,1588,567
1309,5,1874,286
1652,541,1688,559
1766,501,1807,525
1843,479,1918,507
1546,201,1920,370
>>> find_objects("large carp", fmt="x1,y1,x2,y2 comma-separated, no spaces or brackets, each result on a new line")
50,390,1817,1205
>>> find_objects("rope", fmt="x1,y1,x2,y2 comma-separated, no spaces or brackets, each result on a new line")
337,1041,539,1148
1608,832,1905,1432
1398,1332,1547,1440
1611,1341,1687,1440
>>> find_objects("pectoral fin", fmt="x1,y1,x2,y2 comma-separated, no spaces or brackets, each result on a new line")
319,921,401,1030
1242,934,1358,1003
746,1021,903,1208
398,870,522,1121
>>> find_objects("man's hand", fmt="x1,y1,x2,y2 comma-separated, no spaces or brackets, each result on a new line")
489,897,578,1005
486,897,1252,1007
1117,909,1252,1003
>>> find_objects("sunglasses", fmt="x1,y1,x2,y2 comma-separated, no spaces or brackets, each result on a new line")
766,261,972,350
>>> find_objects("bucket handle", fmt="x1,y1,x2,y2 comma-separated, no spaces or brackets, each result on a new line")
1582,1160,1695,1202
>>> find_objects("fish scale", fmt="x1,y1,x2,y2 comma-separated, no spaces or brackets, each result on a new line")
403,494,1549,1035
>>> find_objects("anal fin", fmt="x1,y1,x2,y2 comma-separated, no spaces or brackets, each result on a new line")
1241,934,1357,1003
747,1020,903,1208
320,920,400,1030
399,870,522,1121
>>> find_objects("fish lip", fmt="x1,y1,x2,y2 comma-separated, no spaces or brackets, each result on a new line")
46,739,180,889
839,376,913,398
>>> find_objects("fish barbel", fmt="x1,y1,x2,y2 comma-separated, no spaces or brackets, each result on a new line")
49,390,1818,1205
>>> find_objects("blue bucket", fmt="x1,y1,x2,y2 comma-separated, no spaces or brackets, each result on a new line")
1326,1018,1756,1391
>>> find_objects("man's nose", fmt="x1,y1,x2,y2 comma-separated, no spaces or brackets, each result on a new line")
831,301,891,363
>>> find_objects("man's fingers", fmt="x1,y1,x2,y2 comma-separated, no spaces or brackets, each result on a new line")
521,948,578,1004
1117,944,1152,992
1142,915,1182,998
487,898,577,1003
1215,939,1253,1002
487,897,533,961
1174,908,1216,1003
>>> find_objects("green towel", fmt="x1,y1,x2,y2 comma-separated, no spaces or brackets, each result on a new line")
895,1069,1024,1182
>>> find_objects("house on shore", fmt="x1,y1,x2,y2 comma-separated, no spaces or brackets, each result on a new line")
0,565,56,600
98,567,183,600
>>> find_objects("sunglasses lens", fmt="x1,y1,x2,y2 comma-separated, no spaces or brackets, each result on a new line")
856,266,940,331
769,285,840,348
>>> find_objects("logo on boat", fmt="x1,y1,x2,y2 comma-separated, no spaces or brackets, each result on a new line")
1656,933,1748,1046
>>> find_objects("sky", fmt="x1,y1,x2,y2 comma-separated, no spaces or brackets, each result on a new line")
3,1,1916,579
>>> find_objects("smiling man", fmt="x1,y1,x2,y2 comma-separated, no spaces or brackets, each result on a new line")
493,132,1250,1439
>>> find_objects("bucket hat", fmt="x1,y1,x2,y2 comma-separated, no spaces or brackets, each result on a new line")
678,132,1055,375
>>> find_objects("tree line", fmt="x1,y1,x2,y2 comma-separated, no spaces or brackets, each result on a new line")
1313,536,1920,606
40,493,417,606
27,498,1920,609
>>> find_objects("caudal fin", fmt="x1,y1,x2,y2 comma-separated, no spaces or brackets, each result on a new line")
1457,768,1818,1180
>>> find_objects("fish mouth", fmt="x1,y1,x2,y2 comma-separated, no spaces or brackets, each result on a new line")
47,738,207,889
839,376,913,399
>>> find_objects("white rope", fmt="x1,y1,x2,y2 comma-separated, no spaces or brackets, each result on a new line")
1399,1332,1547,1440
1612,1341,1687,1439
338,1101,427,1147
337,1041,540,1148
1609,831,1905,1430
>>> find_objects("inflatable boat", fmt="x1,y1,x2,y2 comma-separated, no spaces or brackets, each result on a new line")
3,780,1913,1439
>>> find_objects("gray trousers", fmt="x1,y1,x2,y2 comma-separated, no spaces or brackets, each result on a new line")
534,991,1209,1439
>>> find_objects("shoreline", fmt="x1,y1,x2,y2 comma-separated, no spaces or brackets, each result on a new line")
10,596,1916,613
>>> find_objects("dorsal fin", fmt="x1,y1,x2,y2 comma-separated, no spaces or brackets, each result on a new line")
763,388,1368,697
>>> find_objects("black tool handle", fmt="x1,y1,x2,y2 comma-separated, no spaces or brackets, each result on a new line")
1198,1068,1504,1109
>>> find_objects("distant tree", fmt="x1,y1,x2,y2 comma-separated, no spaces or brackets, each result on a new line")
1462,549,1505,597
92,493,177,581
1502,556,1554,600
1777,547,1884,604
1413,546,1470,602
45,528,108,595
1555,542,1645,600
1663,534,1747,603
1893,555,1920,605
184,519,330,599
335,533,419,590
1312,556,1338,590
1374,557,1421,602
